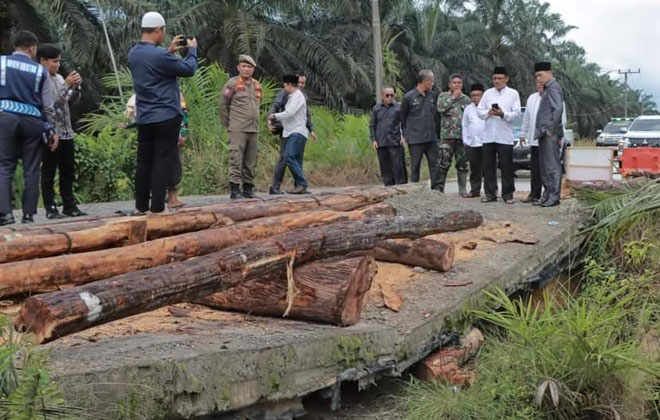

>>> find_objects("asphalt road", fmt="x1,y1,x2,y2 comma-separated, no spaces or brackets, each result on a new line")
7,175,534,225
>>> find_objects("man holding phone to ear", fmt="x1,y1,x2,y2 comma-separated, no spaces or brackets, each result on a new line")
128,12,198,214
477,66,521,204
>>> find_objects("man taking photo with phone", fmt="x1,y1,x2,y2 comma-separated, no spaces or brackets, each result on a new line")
37,43,87,219
128,12,198,214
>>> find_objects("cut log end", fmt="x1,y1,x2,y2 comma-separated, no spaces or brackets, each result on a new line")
196,256,377,326
14,298,57,343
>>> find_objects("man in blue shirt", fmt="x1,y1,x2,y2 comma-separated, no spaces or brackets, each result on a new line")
128,12,198,214
0,30,58,225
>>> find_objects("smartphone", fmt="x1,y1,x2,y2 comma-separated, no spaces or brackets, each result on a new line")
491,103,499,110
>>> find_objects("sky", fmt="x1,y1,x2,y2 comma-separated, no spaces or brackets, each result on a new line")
547,0,660,106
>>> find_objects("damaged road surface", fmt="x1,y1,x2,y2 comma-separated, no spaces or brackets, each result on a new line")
23,188,585,419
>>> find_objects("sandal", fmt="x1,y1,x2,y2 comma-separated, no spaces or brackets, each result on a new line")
168,201,186,209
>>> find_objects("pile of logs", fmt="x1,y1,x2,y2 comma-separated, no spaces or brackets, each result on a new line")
0,186,483,343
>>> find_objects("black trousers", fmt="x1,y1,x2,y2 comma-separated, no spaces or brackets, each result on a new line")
0,112,44,215
41,139,76,211
529,146,542,200
539,136,562,203
376,146,405,186
408,142,440,189
135,116,182,213
465,145,483,195
400,147,408,183
271,135,289,189
482,143,515,200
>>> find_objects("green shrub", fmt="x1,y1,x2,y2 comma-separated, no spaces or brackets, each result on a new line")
0,316,83,419
403,286,660,420
74,127,136,203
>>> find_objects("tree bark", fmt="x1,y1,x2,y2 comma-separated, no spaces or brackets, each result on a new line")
0,204,395,297
196,256,377,326
347,238,455,272
0,187,403,263
14,211,483,343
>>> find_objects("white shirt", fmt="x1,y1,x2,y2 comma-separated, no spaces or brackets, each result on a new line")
462,103,485,147
274,89,308,138
520,92,568,147
477,86,521,145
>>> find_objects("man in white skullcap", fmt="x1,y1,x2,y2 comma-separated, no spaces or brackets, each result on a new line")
127,12,198,214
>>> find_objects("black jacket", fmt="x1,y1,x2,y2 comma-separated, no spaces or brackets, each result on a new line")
400,88,438,145
369,101,402,147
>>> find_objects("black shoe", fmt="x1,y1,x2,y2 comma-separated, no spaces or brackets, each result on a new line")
287,185,309,195
521,196,539,204
21,214,35,224
62,207,87,217
45,205,64,219
269,186,284,195
242,183,257,199
0,213,15,226
481,197,497,203
540,200,560,207
229,183,242,200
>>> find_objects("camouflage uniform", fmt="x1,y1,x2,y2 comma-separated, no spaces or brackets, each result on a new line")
437,91,471,193
219,76,263,186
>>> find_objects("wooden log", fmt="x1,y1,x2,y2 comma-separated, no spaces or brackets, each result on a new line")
0,204,395,297
14,211,483,343
0,185,406,236
415,328,484,385
348,238,455,272
196,256,377,325
0,187,404,263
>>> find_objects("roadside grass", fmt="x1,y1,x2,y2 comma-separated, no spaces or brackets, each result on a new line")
0,315,93,420
402,179,660,420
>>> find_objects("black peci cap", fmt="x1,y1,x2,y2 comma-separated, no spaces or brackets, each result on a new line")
534,61,552,72
493,66,508,76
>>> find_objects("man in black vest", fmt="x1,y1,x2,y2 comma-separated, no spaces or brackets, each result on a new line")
0,31,58,225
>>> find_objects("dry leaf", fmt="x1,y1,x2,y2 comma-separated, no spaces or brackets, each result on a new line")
462,241,478,250
381,283,403,312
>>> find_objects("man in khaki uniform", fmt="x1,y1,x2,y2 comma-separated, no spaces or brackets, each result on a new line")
220,54,263,199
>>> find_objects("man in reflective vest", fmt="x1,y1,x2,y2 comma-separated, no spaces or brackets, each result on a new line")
0,30,58,225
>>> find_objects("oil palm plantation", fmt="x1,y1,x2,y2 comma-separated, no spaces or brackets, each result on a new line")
1,0,656,133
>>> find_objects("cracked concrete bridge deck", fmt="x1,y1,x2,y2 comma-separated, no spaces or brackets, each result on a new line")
34,188,586,419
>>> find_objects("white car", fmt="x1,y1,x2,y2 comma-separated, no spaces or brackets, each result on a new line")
621,115,660,148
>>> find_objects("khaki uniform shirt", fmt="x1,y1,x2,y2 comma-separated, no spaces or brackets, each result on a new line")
220,76,262,133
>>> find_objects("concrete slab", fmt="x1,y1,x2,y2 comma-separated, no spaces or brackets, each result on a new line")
41,190,587,419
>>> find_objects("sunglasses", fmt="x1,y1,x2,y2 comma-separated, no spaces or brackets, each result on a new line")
384,94,394,98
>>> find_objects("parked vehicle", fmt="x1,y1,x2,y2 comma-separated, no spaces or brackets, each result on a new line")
596,118,634,147
620,115,660,149
513,108,573,173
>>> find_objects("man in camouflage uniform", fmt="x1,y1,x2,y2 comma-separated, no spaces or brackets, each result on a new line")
219,54,263,199
437,73,472,194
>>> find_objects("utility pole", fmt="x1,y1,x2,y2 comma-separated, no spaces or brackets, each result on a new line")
618,69,640,118
371,0,383,103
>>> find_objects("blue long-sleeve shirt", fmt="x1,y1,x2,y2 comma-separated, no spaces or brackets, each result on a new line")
128,42,198,125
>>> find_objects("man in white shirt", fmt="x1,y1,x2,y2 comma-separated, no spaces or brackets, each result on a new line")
520,79,568,204
477,66,521,204
269,74,310,194
461,83,486,197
